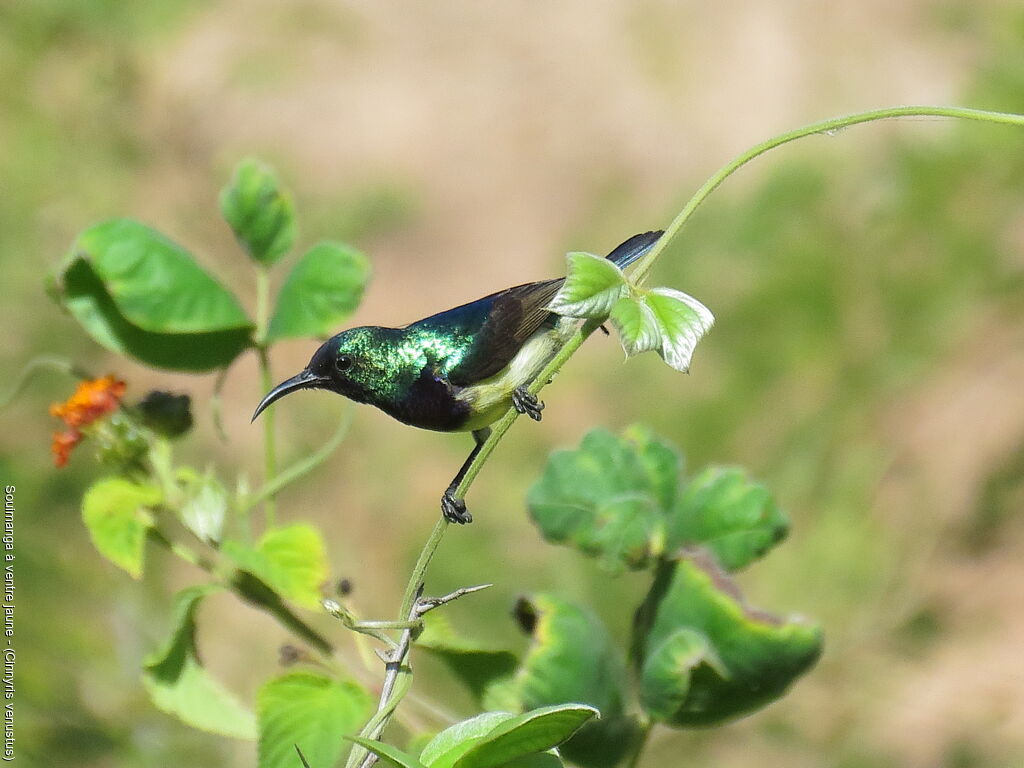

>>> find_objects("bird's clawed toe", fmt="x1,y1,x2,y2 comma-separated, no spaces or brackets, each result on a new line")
512,386,544,421
441,491,473,524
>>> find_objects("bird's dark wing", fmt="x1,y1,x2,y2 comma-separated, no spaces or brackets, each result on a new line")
445,278,563,386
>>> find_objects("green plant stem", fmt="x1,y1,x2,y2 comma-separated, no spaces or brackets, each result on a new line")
239,407,353,514
211,364,232,443
255,265,278,528
150,527,210,570
631,105,1024,285
347,104,1024,767
1,355,91,410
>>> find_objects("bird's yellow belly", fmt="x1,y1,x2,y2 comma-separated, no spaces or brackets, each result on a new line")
454,326,565,432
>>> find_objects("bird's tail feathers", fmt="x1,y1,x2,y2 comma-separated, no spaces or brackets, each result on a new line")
605,230,664,269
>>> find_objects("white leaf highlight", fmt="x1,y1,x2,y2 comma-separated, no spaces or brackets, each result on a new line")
646,287,715,372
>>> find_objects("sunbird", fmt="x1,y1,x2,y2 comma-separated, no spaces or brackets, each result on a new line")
253,230,663,523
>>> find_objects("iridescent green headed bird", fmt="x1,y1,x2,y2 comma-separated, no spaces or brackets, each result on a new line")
253,230,663,523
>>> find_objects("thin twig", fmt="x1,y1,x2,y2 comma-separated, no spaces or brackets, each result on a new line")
240,407,353,514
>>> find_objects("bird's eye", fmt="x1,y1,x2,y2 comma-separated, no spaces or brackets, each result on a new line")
335,355,352,372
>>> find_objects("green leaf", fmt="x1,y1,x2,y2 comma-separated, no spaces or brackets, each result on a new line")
54,220,252,372
545,252,626,318
609,296,660,356
258,672,372,768
513,595,639,768
634,550,823,727
81,477,161,578
220,158,296,265
645,287,714,372
639,628,717,722
176,467,228,545
416,615,519,711
527,427,681,572
499,755,562,768
224,524,329,610
452,705,597,768
667,467,789,571
420,712,515,768
347,737,428,768
143,585,256,739
70,219,252,333
267,241,371,342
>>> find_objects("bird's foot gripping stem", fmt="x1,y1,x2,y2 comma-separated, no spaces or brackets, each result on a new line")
512,386,544,421
441,490,473,525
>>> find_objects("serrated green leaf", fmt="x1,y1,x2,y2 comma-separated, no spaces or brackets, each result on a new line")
55,221,253,372
176,467,228,545
621,424,683,511
609,296,661,356
259,673,372,768
267,241,371,342
513,595,638,768
639,628,714,722
143,585,256,739
668,467,789,571
515,595,625,715
527,427,680,572
81,477,161,578
545,252,626,318
348,736,428,768
416,615,519,711
634,550,823,727
645,287,714,372
452,705,597,768
224,524,329,610
419,712,515,768
220,158,296,265
591,497,664,572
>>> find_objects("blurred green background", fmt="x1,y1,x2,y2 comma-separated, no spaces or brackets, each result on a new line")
3,1,1024,766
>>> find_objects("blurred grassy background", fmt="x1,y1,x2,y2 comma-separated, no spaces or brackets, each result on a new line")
3,1,1024,766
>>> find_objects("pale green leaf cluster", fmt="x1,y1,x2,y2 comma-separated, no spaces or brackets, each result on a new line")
544,249,714,372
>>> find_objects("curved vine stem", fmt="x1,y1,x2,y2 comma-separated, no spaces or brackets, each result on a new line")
347,104,1024,768
630,105,1024,285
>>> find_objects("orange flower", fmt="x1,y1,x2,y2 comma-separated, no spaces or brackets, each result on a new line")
51,429,83,468
50,375,126,428
49,375,126,467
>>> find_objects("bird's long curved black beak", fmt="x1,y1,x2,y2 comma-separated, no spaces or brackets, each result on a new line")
252,369,323,422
